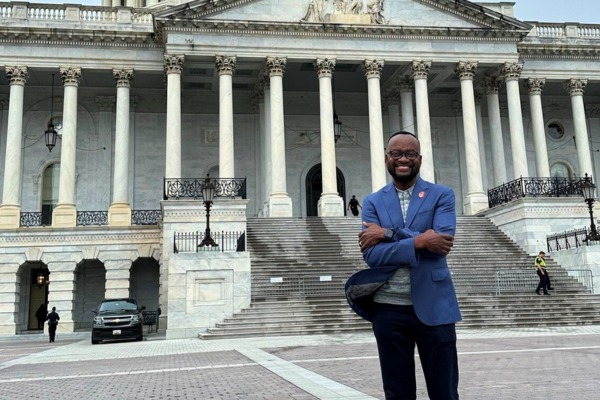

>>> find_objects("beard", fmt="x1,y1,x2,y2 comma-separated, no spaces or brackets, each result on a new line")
387,163,420,183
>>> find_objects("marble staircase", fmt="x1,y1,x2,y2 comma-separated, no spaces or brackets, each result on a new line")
199,216,600,339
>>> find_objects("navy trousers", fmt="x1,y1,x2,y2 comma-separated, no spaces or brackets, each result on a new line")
372,303,459,400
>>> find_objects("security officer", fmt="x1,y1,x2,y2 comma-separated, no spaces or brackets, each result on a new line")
535,251,554,295
46,307,60,343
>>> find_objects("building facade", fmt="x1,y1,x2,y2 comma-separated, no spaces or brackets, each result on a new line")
0,0,598,338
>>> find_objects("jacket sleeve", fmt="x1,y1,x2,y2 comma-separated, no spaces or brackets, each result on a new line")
362,196,419,268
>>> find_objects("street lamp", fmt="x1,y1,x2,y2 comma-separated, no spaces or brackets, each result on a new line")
333,113,342,144
199,174,219,248
581,173,599,241
36,271,48,289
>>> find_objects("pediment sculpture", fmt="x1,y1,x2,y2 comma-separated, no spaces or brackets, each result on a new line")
301,0,386,25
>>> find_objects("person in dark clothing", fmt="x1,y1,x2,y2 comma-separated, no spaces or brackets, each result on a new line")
347,195,362,217
46,307,60,343
34,303,47,330
535,251,553,295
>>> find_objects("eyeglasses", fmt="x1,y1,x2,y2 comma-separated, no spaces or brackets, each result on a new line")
386,151,420,161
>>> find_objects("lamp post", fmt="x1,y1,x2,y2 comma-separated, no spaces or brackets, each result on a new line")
199,174,219,248
581,173,599,241
45,74,58,152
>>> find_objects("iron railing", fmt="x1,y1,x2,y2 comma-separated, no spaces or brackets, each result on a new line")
163,178,247,200
20,212,52,227
173,231,246,253
251,276,345,302
495,269,594,295
566,269,595,293
131,210,162,226
546,228,600,252
488,177,588,208
76,211,108,226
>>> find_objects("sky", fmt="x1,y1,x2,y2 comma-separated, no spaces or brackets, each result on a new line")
29,0,600,24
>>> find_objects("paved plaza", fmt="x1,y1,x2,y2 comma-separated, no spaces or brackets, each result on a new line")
1,326,600,400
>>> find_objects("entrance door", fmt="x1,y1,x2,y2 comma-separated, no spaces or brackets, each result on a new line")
28,269,49,330
306,164,346,217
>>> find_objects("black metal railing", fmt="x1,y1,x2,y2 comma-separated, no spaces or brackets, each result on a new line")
76,211,108,226
20,212,53,227
488,177,589,208
131,210,162,226
546,227,600,252
174,231,246,253
163,178,247,200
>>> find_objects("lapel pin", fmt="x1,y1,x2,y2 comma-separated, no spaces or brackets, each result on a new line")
419,191,425,198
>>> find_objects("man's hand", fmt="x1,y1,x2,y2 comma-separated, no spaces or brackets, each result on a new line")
359,222,386,252
414,229,454,256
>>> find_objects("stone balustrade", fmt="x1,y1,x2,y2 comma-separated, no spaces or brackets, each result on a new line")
530,22,600,39
0,2,153,25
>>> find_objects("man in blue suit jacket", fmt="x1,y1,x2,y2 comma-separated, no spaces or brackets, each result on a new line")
345,131,461,400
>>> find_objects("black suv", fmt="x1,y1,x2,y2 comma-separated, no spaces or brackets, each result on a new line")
91,298,144,345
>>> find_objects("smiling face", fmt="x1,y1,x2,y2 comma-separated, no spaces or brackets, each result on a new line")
385,134,422,189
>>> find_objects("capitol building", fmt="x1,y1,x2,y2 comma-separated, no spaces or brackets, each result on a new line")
0,0,598,339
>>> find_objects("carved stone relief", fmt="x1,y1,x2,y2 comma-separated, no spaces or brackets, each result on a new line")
204,128,219,144
301,0,386,25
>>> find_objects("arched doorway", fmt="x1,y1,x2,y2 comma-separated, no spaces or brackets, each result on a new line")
73,260,106,331
306,164,346,217
129,258,160,313
16,261,50,332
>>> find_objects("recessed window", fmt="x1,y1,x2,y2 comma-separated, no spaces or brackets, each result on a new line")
546,121,565,140
550,162,572,179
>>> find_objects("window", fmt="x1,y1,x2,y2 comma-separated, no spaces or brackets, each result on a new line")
546,121,565,140
550,162,572,179
41,163,60,225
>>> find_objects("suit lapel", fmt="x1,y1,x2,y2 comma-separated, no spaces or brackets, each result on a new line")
382,182,404,229
405,177,429,228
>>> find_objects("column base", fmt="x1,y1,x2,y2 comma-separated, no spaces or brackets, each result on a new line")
52,204,77,228
464,193,489,215
0,205,20,230
108,203,132,226
0,323,17,335
268,195,293,217
318,194,345,217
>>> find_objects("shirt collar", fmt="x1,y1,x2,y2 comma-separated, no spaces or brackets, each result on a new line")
395,182,416,196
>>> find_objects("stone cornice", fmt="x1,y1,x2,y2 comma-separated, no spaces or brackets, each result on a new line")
519,43,600,60
0,227,161,246
0,29,159,48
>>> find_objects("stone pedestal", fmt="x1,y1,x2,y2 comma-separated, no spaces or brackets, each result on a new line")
318,195,345,217
0,205,20,229
108,203,132,227
52,204,77,228
268,195,293,218
481,198,590,255
464,194,489,216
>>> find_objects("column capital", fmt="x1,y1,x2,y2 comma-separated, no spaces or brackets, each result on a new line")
5,66,28,86
525,77,546,95
500,62,523,82
363,59,384,79
314,58,336,78
95,95,116,112
60,67,82,87
398,75,414,92
385,86,401,105
216,55,237,76
474,90,484,106
266,57,287,77
411,61,431,80
455,61,478,81
564,78,588,96
484,76,502,94
113,68,134,88
164,54,185,74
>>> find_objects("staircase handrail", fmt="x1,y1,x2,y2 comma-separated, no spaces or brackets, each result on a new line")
251,275,346,301
487,176,588,208
546,227,600,253
495,268,594,295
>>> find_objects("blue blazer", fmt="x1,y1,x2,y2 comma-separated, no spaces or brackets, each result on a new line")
345,177,462,326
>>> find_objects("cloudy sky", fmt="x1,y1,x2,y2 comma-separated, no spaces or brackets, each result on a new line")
28,0,600,24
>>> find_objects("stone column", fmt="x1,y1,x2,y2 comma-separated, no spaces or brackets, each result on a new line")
164,54,184,181
261,76,272,215
0,66,28,229
315,59,344,216
363,59,386,192
526,78,551,178
109,69,134,226
254,91,265,216
386,85,401,134
46,261,77,333
474,90,489,190
565,78,594,178
501,62,529,179
484,77,507,187
411,61,435,182
129,96,139,207
52,67,82,228
0,96,9,212
266,57,293,217
216,56,237,179
399,76,415,133
104,260,132,299
456,62,487,215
